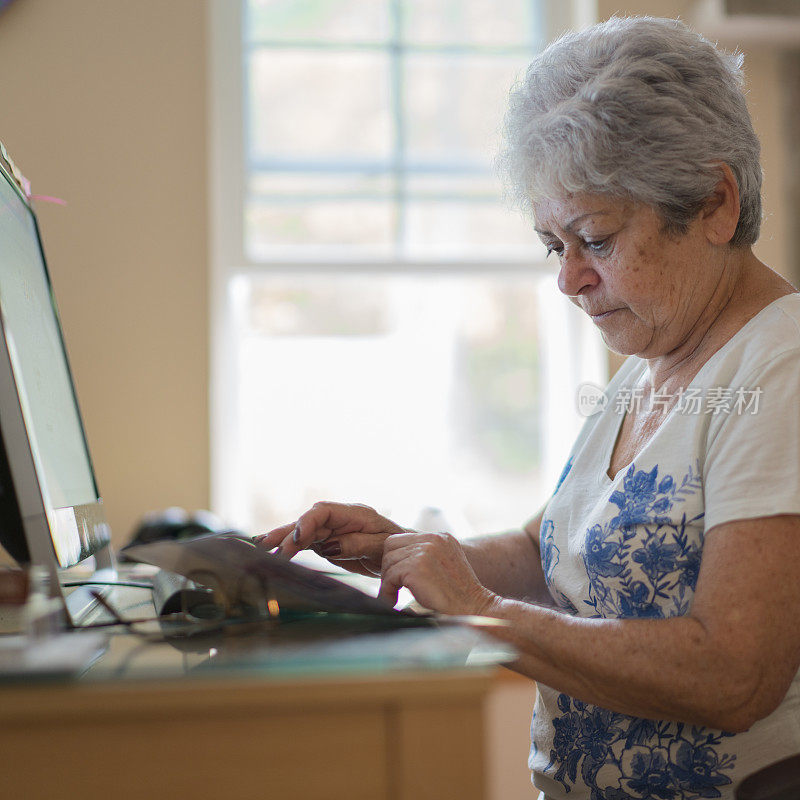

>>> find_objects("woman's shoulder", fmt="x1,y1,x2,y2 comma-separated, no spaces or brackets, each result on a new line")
753,291,800,337
698,292,800,388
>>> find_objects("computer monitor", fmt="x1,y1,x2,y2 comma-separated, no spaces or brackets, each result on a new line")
0,144,115,623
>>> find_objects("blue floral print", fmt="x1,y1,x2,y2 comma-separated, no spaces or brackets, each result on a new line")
555,456,574,494
538,455,578,614
608,467,677,533
540,518,579,615
668,738,736,796
541,519,558,578
632,534,681,582
539,462,736,798
546,695,736,799
584,525,625,579
616,580,662,619
584,462,704,620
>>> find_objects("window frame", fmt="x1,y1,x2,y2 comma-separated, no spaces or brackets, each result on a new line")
207,0,606,527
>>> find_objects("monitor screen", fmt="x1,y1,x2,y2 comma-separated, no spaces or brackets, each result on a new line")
0,159,110,568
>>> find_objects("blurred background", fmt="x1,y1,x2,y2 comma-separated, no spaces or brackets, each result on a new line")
214,0,607,540
0,0,797,547
1,3,799,797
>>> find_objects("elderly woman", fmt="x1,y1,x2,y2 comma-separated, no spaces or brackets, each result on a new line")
257,16,800,800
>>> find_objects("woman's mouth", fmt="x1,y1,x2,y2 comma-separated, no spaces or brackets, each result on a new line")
590,309,620,322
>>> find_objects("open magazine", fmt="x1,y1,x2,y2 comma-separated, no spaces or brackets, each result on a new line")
123,532,419,618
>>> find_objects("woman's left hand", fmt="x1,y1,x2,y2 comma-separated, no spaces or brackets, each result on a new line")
378,532,497,616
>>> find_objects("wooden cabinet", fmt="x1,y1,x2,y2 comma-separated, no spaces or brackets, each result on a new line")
0,669,491,800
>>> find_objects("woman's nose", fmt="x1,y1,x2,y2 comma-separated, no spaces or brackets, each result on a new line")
557,250,599,297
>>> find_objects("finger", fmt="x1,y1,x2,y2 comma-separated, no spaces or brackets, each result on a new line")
378,542,423,607
278,523,342,560
290,502,353,552
381,542,423,574
277,504,345,559
254,503,348,559
293,502,405,550
253,523,295,550
265,502,406,561
378,572,401,607
315,532,388,562
276,529,307,560
383,531,445,553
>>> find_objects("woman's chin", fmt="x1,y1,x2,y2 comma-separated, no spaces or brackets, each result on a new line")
598,329,642,357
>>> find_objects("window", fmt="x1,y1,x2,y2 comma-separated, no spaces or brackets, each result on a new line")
243,0,547,259
209,0,606,537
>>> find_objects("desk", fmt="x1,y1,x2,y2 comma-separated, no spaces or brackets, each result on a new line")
0,668,490,800
0,616,497,800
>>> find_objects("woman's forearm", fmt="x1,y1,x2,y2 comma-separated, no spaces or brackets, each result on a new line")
478,517,800,733
481,596,762,732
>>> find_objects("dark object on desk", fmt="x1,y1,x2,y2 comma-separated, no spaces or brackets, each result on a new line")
0,415,29,565
737,754,800,800
121,507,229,560
150,569,221,619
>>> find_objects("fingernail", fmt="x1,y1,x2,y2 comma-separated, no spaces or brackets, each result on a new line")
252,534,266,543
292,526,300,543
319,540,341,557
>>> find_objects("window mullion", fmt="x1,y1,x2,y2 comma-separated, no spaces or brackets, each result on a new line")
390,0,406,256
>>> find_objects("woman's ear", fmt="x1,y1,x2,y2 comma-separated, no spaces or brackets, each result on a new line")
702,163,741,246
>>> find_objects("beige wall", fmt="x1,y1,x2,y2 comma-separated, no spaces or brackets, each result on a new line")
0,0,209,545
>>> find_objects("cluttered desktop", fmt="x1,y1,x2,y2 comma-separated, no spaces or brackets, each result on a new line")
0,140,504,799
0,137,511,672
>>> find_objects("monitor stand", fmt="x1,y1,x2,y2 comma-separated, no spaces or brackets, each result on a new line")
58,548,155,628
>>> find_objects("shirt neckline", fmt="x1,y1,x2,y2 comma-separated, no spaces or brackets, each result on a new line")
599,293,797,484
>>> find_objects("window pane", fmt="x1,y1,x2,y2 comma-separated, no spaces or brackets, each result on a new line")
403,199,542,256
228,274,604,536
251,172,395,201
246,198,395,257
403,54,528,161
248,50,392,161
404,172,496,200
242,3,544,259
247,279,391,336
401,173,542,255
401,0,541,48
247,0,390,44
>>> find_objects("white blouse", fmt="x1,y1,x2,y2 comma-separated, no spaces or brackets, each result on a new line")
530,293,800,800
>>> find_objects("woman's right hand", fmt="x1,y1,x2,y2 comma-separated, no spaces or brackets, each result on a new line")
253,501,408,577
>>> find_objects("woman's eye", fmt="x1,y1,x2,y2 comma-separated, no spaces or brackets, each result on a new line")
545,245,564,258
586,239,609,253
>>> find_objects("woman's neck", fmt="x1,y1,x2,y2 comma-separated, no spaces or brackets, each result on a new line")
643,252,795,394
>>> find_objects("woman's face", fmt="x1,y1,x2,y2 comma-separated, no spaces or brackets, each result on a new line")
532,194,724,359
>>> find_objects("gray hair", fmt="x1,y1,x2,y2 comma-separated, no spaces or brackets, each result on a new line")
497,16,762,246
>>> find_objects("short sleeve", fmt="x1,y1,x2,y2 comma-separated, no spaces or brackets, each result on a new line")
703,349,800,532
